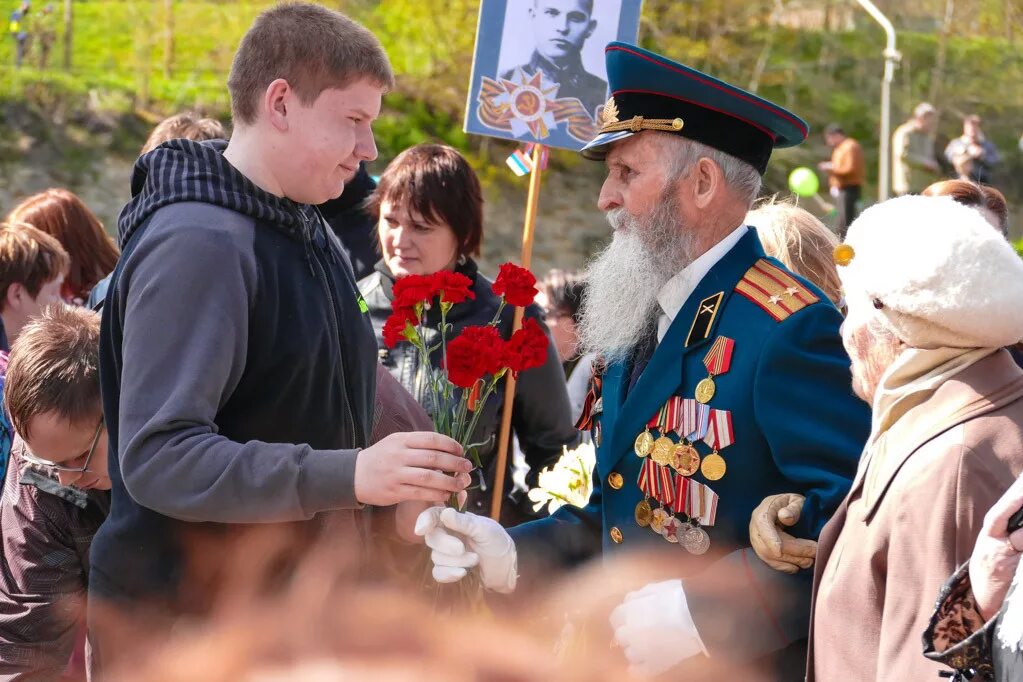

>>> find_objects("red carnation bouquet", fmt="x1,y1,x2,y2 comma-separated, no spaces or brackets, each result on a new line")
383,263,549,496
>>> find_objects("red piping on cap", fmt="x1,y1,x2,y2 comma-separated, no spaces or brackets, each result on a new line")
612,88,778,141
608,45,809,138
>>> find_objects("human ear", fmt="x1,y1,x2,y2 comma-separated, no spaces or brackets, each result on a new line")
692,158,722,210
264,78,292,132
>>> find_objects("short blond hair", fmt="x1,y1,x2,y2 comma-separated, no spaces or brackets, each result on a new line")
141,113,227,154
747,198,843,307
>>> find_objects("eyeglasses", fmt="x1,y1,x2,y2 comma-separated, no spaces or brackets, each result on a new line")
20,419,105,474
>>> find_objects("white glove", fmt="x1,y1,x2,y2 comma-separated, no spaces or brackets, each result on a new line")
414,507,518,594
610,579,707,675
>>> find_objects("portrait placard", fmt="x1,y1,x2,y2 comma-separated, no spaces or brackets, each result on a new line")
464,0,642,152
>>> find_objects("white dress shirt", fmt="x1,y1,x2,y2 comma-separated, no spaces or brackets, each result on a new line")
656,224,748,343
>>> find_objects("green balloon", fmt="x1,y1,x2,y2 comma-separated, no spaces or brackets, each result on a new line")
788,167,820,197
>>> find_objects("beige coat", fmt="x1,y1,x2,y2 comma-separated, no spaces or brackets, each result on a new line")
808,350,1023,681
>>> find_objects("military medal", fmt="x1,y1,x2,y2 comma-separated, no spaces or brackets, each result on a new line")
634,500,653,527
673,475,719,555
694,378,716,404
650,508,669,535
696,336,735,404
576,357,605,432
635,459,658,527
700,453,727,480
634,431,654,457
682,526,711,555
672,443,700,476
674,399,709,476
645,399,682,467
700,409,734,482
662,515,682,543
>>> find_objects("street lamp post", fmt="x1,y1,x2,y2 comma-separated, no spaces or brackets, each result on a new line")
855,0,900,201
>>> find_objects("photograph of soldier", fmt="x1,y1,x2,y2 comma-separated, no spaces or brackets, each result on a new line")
499,0,611,120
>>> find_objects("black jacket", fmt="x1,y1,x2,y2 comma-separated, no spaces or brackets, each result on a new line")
319,163,379,281
92,139,377,604
359,259,578,521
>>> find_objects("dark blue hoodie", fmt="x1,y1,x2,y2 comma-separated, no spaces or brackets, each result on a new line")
91,139,377,603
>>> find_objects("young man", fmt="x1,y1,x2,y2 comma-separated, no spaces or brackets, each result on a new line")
0,220,69,486
91,2,470,628
0,305,108,680
502,0,607,118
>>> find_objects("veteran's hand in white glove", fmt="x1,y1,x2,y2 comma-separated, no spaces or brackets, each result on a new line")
610,579,707,676
415,507,518,594
749,493,818,574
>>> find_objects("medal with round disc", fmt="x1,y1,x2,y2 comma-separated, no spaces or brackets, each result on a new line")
701,453,727,481
651,436,674,466
694,377,716,404
683,526,711,555
672,443,701,476
650,508,668,535
634,499,653,527
634,431,654,458
662,516,681,543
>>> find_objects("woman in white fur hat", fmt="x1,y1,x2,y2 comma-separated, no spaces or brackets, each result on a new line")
754,194,1023,681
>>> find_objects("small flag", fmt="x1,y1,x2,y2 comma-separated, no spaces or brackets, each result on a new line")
506,149,533,177
524,143,550,170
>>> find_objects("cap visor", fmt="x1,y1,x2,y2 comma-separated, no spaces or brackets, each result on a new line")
580,130,634,160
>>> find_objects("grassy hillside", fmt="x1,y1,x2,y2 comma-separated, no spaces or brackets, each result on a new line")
2,0,1022,253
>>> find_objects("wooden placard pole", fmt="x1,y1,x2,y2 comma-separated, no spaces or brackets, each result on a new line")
490,144,545,521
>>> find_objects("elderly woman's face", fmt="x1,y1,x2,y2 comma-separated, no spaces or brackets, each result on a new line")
378,198,460,278
841,294,902,403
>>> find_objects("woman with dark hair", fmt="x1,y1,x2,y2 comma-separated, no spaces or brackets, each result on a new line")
6,189,119,304
359,143,578,524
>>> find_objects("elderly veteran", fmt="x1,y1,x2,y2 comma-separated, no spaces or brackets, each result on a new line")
758,195,1023,681
416,42,869,678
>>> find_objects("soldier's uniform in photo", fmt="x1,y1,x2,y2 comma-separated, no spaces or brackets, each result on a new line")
503,51,608,121
510,43,870,678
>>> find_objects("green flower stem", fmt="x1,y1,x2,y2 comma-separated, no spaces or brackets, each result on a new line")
459,374,502,450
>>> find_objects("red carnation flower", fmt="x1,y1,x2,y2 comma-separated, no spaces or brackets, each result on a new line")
492,263,538,307
443,325,506,388
383,307,418,349
504,318,549,374
392,273,439,310
434,271,475,305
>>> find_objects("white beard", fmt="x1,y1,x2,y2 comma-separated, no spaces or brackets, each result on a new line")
578,197,695,364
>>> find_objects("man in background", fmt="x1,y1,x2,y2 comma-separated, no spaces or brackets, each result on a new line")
818,124,864,237
892,102,941,195
945,114,1000,185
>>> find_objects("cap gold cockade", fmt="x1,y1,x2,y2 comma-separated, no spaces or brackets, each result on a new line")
833,243,855,267
596,96,684,135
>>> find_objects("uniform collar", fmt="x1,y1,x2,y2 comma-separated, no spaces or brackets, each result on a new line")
527,49,587,78
656,223,747,339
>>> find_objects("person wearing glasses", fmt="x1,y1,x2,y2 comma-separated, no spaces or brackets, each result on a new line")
0,305,108,680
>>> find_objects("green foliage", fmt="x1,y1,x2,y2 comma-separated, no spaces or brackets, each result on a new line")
2,0,1023,216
